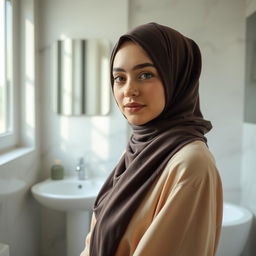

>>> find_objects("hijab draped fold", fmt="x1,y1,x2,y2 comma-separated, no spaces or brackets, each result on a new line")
89,22,212,256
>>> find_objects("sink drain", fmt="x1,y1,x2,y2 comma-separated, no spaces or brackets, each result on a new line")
78,184,82,189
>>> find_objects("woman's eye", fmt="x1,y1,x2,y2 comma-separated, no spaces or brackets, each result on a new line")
113,76,125,83
139,72,154,80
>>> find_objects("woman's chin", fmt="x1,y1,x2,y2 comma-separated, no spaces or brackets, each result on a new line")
127,116,154,126
127,118,146,126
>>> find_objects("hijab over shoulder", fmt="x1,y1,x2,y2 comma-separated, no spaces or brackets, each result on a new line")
89,22,212,256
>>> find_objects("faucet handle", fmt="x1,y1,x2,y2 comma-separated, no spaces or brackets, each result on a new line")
76,157,85,173
76,157,88,180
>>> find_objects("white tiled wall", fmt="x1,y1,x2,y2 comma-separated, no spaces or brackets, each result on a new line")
240,2,256,255
241,123,256,255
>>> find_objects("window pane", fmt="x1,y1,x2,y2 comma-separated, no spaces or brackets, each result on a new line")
0,0,6,134
6,0,12,132
0,0,12,135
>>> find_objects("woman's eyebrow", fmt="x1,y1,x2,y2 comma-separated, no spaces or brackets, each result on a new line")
113,63,155,72
133,63,155,70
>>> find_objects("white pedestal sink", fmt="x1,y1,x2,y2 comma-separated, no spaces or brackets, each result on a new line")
31,176,105,256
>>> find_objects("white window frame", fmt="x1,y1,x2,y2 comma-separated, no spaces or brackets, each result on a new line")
0,0,18,153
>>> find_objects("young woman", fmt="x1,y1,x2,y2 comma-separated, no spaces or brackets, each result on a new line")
81,22,223,256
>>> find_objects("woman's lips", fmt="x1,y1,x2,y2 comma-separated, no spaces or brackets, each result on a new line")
124,103,146,113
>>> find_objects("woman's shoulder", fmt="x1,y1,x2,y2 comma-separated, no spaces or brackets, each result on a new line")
164,140,219,186
173,140,216,166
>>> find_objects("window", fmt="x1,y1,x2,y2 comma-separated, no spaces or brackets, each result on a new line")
0,0,14,152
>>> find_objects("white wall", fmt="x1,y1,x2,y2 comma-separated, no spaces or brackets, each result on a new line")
37,0,129,255
38,0,129,180
246,0,256,16
241,124,256,255
130,0,245,203
241,1,256,255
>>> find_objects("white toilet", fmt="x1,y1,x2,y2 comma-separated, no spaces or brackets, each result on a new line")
0,243,9,256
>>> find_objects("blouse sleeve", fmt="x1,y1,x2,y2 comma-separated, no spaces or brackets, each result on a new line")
133,152,223,256
80,213,97,256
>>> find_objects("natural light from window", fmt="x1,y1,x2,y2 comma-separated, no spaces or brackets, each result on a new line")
0,0,12,136
0,0,6,134
25,18,35,133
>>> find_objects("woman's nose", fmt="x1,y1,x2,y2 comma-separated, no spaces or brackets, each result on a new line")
124,80,139,97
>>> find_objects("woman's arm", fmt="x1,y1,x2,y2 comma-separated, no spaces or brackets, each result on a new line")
133,173,222,256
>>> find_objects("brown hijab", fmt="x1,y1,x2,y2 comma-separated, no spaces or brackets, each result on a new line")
89,22,212,256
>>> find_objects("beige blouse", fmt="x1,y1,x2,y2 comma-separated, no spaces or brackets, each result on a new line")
81,140,223,256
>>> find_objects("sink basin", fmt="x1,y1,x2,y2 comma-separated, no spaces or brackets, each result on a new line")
31,177,105,212
31,176,106,256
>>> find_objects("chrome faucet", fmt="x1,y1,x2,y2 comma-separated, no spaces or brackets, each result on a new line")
76,157,88,180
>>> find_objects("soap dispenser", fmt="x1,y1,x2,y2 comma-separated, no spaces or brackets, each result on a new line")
51,159,64,180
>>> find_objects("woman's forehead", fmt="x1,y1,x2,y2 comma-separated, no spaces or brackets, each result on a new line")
113,41,154,70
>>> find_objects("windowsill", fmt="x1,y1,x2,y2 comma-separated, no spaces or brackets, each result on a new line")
0,147,35,166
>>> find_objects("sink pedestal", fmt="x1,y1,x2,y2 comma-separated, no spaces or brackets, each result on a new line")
67,211,92,256
31,177,105,256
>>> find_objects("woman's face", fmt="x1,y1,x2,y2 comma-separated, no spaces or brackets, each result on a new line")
112,41,165,125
